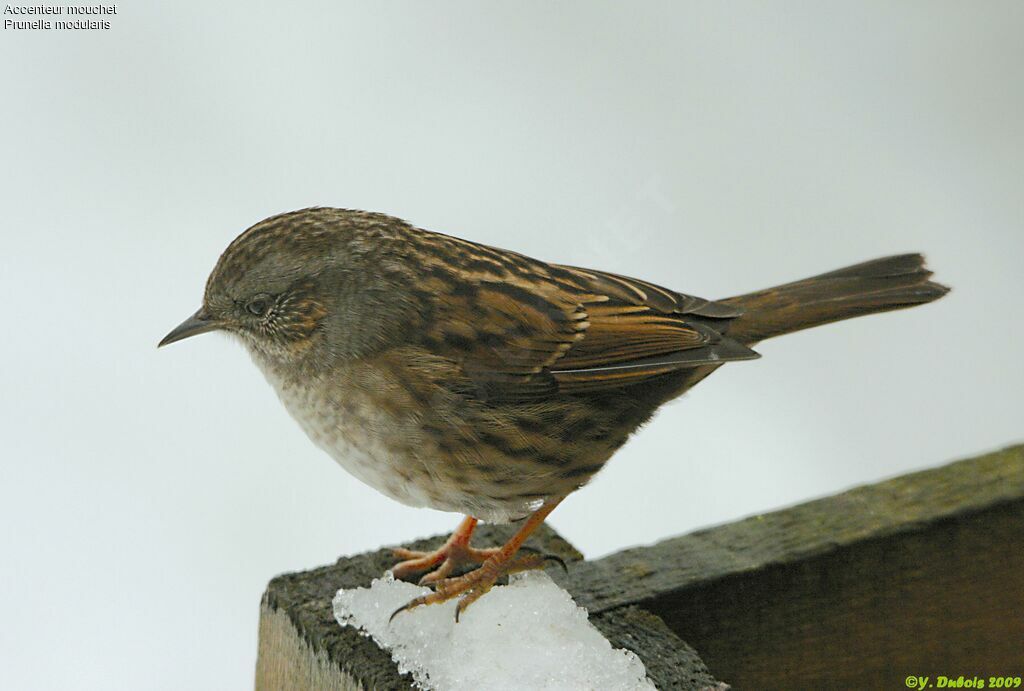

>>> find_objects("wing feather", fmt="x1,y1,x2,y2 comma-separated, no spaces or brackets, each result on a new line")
407,230,758,397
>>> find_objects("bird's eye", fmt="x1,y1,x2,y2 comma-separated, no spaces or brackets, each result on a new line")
245,294,273,317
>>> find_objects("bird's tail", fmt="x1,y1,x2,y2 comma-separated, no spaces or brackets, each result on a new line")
721,253,949,344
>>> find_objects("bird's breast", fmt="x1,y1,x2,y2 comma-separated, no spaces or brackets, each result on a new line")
249,352,613,523
255,359,449,510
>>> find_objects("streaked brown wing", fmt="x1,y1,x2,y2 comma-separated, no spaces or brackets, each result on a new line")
409,230,758,396
552,264,745,318
548,265,759,391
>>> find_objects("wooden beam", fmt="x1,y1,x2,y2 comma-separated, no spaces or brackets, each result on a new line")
257,445,1023,689
256,523,724,689
557,444,1024,689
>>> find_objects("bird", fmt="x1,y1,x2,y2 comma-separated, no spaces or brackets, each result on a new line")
159,207,949,619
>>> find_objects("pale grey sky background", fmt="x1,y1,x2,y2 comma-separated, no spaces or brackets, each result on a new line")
2,2,1021,689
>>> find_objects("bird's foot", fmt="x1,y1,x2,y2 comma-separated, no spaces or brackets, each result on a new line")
389,498,566,621
390,551,553,623
391,542,501,585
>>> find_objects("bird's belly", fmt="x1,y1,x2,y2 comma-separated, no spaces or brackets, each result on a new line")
264,372,445,511
255,360,601,523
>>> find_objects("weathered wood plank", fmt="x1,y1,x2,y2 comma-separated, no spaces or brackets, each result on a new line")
556,444,1024,689
588,606,726,691
257,524,722,690
256,524,582,690
258,445,1023,689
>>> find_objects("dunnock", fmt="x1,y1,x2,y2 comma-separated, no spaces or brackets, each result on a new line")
160,207,948,618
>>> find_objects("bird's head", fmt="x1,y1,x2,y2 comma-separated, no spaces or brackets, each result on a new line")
159,208,413,372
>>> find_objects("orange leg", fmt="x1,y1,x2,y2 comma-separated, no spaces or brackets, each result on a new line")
391,515,501,585
391,496,565,622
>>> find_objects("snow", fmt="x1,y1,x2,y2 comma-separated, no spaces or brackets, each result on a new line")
333,570,656,690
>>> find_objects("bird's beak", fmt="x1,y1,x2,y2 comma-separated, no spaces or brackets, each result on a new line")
158,309,222,347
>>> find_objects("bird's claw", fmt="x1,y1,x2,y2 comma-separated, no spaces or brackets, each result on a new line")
518,546,568,573
389,550,566,624
391,542,500,584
